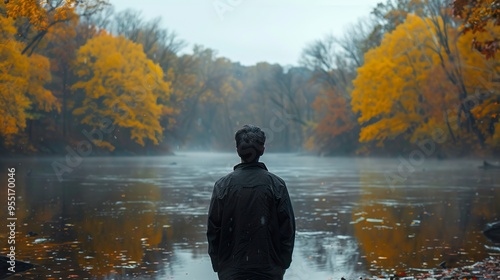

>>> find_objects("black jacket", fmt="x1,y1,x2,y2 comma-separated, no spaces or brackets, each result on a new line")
207,162,295,280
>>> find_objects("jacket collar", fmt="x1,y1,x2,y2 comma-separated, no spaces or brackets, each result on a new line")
233,161,268,171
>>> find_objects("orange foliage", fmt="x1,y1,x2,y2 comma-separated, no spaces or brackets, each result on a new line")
312,88,356,145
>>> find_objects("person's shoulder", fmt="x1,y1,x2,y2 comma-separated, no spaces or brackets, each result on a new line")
214,171,236,188
264,170,289,200
212,172,235,199
265,170,287,186
215,173,228,184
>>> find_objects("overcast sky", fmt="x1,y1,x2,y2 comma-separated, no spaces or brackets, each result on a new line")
107,0,382,66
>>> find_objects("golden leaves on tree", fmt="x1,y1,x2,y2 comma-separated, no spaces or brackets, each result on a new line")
351,14,500,150
452,0,500,58
72,33,172,150
352,15,439,146
0,14,57,147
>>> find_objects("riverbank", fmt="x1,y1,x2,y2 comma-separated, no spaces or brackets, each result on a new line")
366,256,500,280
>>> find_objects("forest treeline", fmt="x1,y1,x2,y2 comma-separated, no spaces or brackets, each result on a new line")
0,0,499,157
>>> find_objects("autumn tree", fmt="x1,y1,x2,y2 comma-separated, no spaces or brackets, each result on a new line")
424,0,498,148
352,15,443,149
0,14,32,147
452,0,500,58
462,29,500,149
72,33,172,151
75,8,241,151
2,0,109,55
352,12,500,153
0,14,58,151
108,9,186,140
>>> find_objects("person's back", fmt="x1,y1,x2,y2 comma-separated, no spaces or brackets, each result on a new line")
207,125,295,280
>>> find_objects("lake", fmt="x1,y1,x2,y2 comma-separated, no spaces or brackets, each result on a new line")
1,152,499,279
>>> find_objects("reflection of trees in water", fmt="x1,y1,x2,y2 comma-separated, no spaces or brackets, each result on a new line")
0,160,179,279
4,157,500,278
75,184,170,278
353,165,500,274
295,234,365,278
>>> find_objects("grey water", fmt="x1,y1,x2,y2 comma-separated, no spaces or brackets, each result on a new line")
1,153,499,279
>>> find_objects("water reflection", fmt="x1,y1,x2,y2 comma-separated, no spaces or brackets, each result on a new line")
351,159,500,275
0,154,499,279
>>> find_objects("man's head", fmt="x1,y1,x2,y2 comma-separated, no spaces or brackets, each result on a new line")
235,125,266,162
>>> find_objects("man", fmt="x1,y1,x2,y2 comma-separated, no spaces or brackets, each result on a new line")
207,125,296,280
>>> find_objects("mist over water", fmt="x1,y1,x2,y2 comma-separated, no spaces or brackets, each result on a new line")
1,152,499,279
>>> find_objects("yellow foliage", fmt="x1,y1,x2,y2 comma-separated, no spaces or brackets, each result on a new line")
352,15,439,145
0,14,56,147
27,53,60,112
72,34,172,149
453,0,500,58
5,0,78,31
451,23,500,149
351,13,500,149
5,0,49,30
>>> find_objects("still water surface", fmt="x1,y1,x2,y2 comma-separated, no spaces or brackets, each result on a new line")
1,153,499,279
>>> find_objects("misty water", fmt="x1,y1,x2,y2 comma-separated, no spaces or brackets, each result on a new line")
1,152,500,279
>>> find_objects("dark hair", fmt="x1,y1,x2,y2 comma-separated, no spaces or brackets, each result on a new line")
235,125,266,162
